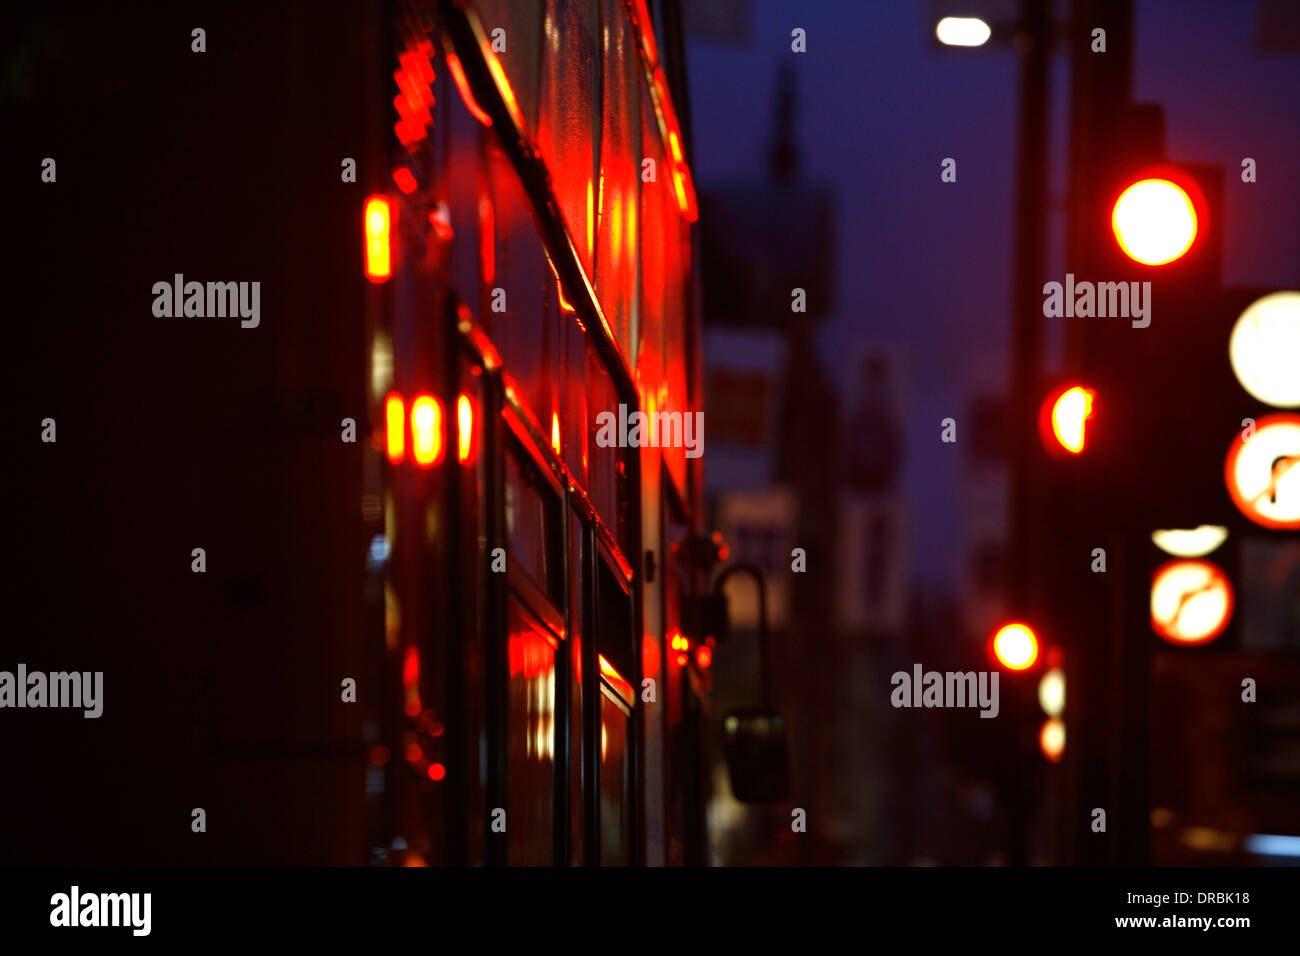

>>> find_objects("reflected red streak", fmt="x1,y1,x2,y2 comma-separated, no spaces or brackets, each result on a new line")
446,53,493,126
479,196,495,285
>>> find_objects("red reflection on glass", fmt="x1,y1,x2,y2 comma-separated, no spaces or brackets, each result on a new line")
393,167,418,194
509,630,557,679
446,53,493,126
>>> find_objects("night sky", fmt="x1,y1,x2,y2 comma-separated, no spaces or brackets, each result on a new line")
687,0,1300,587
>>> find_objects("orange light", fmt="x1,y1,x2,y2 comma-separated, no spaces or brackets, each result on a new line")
446,53,493,127
427,763,446,781
551,412,561,456
598,653,634,702
1042,385,1095,455
385,392,405,463
410,395,444,467
676,653,689,667
1039,718,1066,762
1112,178,1198,266
456,394,474,464
992,622,1039,671
364,195,393,282
1151,559,1234,645
696,645,712,669
392,167,418,194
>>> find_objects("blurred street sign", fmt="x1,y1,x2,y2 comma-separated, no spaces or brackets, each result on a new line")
716,488,795,630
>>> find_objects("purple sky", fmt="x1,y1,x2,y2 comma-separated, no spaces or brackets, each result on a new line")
687,0,1300,588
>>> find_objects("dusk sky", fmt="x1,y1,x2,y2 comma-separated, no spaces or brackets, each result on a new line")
687,0,1300,587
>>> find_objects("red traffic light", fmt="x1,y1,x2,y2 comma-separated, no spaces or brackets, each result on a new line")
991,622,1040,671
1039,384,1095,456
1111,176,1201,266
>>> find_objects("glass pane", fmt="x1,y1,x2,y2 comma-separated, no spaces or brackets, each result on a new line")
600,691,630,865
505,445,556,598
506,599,557,865
539,0,599,277
569,510,586,864
595,0,641,366
471,0,544,134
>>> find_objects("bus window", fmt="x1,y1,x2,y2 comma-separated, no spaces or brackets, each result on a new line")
600,690,631,865
568,509,588,864
504,440,563,606
596,0,642,367
505,599,557,865
595,550,634,864
470,0,544,134
538,0,598,277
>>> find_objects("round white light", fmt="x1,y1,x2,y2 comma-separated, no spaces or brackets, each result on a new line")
1229,291,1300,408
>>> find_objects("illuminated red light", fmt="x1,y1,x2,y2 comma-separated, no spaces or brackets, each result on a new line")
446,53,493,127
385,392,405,463
368,745,390,766
992,622,1040,671
393,168,418,194
411,395,445,467
676,653,689,667
405,743,423,764
696,645,712,669
1040,384,1095,456
364,195,393,282
551,412,561,456
428,763,446,782
456,394,474,464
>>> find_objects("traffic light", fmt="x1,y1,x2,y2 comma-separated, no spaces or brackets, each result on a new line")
1039,383,1095,456
1110,175,1202,267
990,621,1040,672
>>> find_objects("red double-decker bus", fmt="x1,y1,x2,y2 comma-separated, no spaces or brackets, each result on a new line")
362,0,709,866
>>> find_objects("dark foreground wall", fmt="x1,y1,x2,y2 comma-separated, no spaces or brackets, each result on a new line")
5,1,383,864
